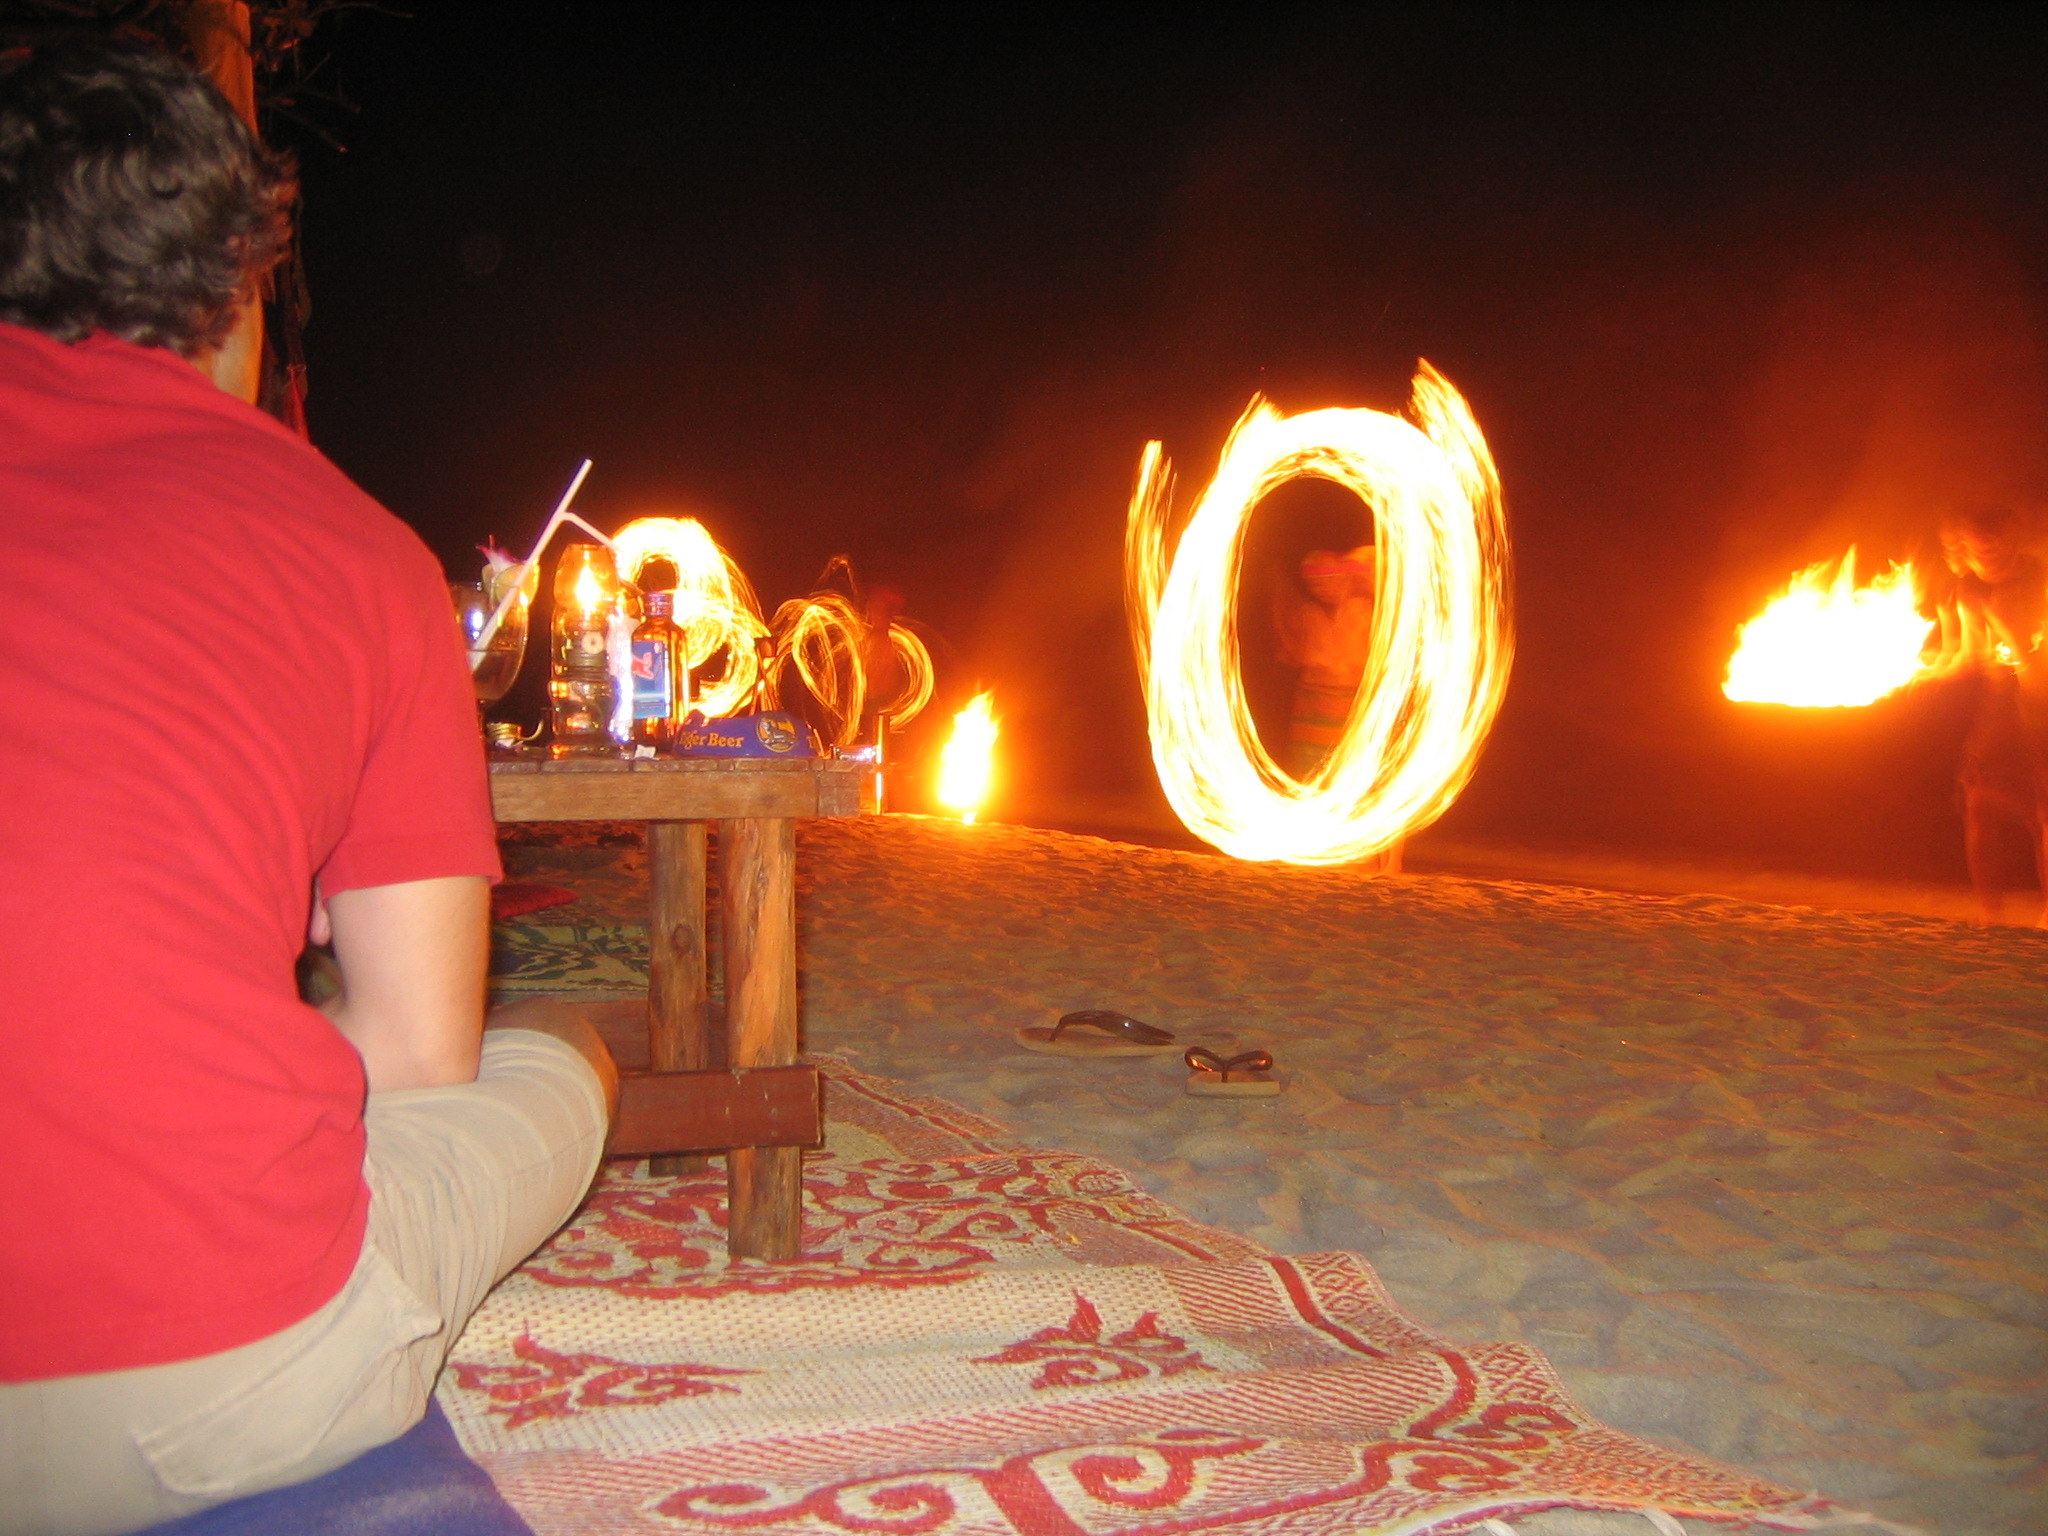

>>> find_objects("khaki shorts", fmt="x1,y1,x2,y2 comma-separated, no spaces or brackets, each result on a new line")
0,1023,609,1536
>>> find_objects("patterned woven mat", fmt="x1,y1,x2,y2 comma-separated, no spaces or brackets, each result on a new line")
437,1062,1840,1536
490,918,649,997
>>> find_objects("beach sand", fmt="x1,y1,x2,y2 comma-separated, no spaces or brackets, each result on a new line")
499,813,2048,1536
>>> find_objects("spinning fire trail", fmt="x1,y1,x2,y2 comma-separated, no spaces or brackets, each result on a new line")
611,516,768,719
1125,363,1514,866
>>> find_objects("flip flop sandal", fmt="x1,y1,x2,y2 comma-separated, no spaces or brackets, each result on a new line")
1014,1009,1179,1057
1185,1046,1281,1097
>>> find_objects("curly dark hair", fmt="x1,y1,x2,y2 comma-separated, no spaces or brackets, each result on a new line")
0,38,296,355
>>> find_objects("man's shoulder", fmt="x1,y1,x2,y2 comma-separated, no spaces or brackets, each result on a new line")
0,347,441,633
0,328,418,553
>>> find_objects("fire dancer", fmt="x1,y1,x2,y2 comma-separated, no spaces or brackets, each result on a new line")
0,42,614,1531
1273,545,1378,780
1930,505,2048,923
859,584,907,738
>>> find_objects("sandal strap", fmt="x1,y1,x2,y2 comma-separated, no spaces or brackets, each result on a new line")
1185,1047,1274,1076
1052,1009,1173,1044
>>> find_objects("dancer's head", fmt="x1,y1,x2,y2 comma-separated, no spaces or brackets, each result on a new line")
864,584,905,629
0,38,294,357
1940,505,2025,584
1300,546,1375,607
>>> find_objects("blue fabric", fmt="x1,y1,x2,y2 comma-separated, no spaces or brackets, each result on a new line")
141,1402,533,1536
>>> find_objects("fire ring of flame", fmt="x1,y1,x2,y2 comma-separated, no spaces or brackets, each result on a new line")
611,517,768,719
1125,363,1513,866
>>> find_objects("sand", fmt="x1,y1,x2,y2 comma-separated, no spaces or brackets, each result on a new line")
498,814,2048,1536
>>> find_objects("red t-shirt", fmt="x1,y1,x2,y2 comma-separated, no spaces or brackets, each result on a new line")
0,324,501,1382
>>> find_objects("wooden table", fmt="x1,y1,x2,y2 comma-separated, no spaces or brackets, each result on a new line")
490,755,865,1259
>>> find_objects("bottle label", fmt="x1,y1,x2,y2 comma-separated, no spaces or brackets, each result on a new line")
631,640,671,718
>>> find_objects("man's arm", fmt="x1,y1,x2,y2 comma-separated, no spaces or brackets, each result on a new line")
1922,593,1985,680
320,874,490,1091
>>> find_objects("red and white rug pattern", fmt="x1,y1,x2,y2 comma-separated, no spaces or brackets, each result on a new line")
439,1063,1830,1536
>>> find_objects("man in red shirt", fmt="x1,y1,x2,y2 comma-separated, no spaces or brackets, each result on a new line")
0,41,615,1533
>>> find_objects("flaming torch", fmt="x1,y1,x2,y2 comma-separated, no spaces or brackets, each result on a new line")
938,692,998,824
1125,363,1513,866
1723,549,1933,707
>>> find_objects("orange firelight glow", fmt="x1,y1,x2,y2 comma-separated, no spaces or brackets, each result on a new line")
1723,549,1933,707
1125,363,1513,866
611,517,768,717
937,692,997,823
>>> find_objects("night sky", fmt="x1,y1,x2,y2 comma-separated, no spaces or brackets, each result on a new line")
292,4,2048,883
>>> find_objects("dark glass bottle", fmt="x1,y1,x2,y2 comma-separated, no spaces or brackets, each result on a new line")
630,589,682,748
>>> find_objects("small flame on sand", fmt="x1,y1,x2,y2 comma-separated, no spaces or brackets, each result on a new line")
938,692,997,824
1723,549,1932,707
1125,363,1513,866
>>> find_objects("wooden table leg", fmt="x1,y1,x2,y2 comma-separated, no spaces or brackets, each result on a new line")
647,820,710,1176
720,815,801,1259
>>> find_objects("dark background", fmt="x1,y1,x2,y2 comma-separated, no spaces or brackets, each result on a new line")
291,2,2048,884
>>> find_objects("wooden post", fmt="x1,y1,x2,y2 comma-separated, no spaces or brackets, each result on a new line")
720,816,801,1259
184,1,264,405
646,820,711,1176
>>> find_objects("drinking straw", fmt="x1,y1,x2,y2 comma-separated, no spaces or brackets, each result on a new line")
470,459,607,657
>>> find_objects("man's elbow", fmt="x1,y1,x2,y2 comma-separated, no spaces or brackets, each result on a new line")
336,1009,483,1093
411,1034,484,1090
